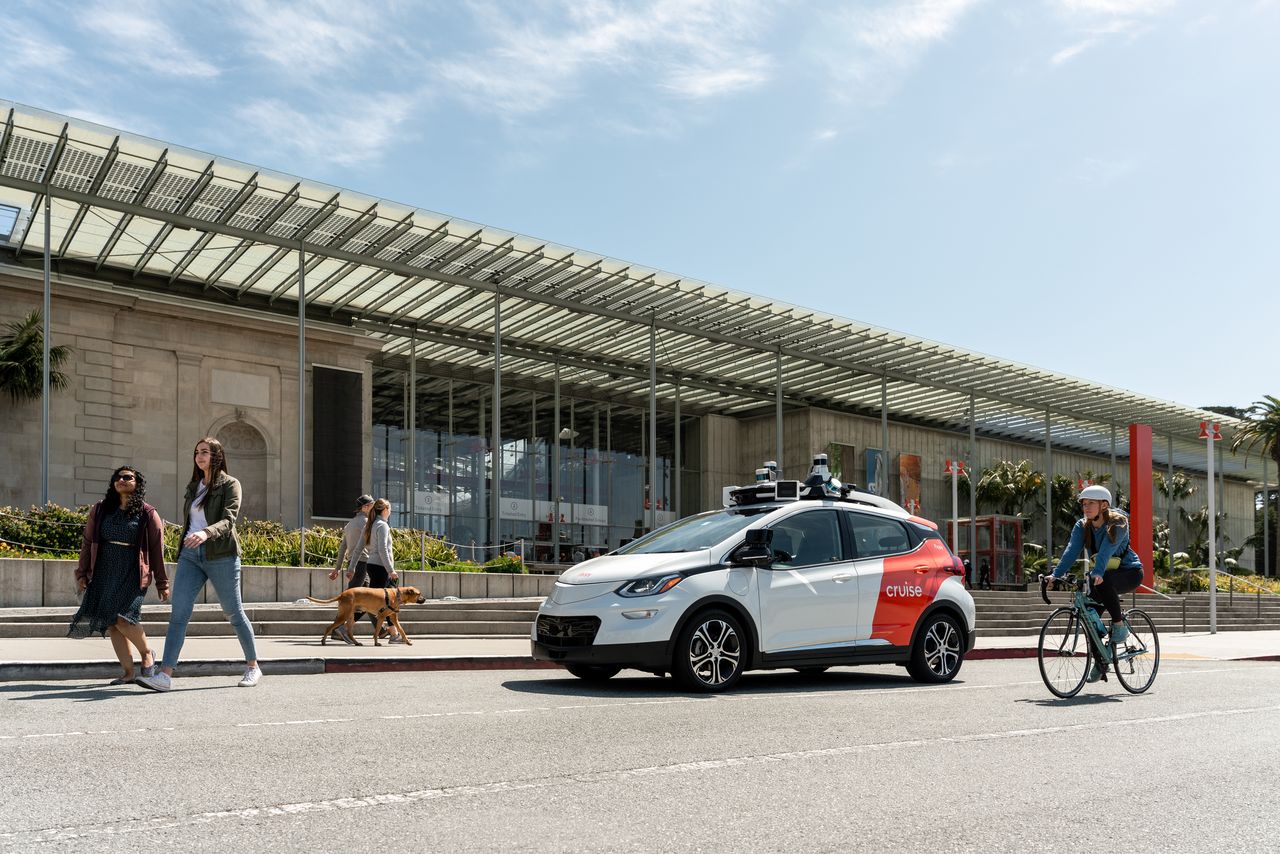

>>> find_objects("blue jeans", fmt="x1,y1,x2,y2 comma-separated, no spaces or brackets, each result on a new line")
162,544,257,669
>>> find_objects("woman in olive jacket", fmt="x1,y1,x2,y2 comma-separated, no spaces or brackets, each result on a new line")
137,437,261,692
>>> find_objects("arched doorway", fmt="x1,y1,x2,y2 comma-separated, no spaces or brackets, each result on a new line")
217,421,269,522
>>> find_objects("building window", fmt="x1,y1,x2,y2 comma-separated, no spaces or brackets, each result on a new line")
0,204,19,244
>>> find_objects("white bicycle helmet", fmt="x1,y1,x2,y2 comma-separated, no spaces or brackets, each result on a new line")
1077,484,1112,504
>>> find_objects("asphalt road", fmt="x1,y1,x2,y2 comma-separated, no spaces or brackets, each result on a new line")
3,660,1278,853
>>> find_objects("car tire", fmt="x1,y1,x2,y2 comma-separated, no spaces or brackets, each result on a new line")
564,664,622,682
906,612,964,684
672,609,747,693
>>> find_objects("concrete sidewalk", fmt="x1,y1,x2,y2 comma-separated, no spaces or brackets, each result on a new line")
2,629,1277,682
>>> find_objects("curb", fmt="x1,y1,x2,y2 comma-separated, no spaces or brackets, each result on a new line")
3,648,1275,682
0,648,1042,681
326,657,560,674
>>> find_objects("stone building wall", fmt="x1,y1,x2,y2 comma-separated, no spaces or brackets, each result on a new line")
0,267,380,526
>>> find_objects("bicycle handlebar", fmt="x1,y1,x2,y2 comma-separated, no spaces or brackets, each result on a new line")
1038,573,1084,605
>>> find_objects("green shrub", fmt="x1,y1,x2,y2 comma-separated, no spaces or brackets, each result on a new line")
0,506,502,574
483,554,529,574
0,503,87,556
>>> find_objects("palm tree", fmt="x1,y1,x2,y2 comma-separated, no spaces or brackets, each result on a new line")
1230,395,1280,575
974,460,1045,517
1228,396,1280,578
0,310,71,403
1230,395,1280,471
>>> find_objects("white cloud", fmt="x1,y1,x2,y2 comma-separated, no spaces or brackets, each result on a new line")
1,32,74,73
819,0,985,103
662,56,773,99
234,96,416,169
232,0,404,77
1048,0,1171,65
79,2,220,78
1055,0,1175,14
433,0,776,118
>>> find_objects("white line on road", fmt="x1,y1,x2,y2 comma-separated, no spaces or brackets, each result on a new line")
0,666,1258,743
6,700,1280,847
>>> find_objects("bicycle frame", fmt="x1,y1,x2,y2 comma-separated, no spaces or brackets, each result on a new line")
1040,575,1112,664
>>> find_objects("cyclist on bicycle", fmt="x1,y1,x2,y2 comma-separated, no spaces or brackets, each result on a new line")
1048,484,1143,681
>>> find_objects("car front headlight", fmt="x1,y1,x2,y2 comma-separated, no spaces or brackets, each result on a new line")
616,573,683,597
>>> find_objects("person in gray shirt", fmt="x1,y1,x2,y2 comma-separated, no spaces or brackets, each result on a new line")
326,494,373,644
330,494,374,586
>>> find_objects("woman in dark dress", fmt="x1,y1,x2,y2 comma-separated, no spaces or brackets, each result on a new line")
69,466,171,684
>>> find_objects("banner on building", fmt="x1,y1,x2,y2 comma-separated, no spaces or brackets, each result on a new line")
499,497,533,520
866,448,886,496
898,453,922,514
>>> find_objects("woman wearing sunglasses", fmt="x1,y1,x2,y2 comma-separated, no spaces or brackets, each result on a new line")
70,466,170,684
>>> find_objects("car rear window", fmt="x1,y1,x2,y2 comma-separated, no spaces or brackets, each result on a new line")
846,512,913,558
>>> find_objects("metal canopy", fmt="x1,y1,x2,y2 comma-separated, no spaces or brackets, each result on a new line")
0,101,1262,481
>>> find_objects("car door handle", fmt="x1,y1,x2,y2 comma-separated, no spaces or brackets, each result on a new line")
832,572,853,583
914,566,930,574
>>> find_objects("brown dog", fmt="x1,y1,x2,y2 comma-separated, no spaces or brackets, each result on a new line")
307,586,423,646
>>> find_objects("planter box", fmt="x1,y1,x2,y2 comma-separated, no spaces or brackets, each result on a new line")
0,559,44,607
0,558,555,607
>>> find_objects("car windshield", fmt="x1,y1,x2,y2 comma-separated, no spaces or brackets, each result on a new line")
615,509,767,555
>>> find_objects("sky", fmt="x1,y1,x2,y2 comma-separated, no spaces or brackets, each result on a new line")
2,0,1277,412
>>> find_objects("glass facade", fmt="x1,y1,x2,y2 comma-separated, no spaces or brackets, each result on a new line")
370,369,701,563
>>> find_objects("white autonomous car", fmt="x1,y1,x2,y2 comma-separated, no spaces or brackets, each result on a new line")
531,454,977,692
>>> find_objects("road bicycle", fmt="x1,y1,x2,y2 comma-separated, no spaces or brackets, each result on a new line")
1036,573,1160,698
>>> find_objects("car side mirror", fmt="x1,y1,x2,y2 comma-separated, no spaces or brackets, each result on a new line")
731,528,774,567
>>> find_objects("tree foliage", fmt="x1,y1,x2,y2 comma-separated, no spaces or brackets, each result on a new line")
0,310,71,404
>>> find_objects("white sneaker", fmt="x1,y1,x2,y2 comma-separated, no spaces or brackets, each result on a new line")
136,671,171,692
237,666,262,688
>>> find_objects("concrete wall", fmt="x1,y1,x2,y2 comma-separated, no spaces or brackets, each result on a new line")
0,267,381,526
1,559,555,607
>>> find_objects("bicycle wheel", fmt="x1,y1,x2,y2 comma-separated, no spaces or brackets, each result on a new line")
1113,608,1159,694
1038,607,1093,698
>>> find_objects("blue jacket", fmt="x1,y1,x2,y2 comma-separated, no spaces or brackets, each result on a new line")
1052,514,1143,578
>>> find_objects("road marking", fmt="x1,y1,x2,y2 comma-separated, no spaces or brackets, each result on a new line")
0,665,1260,742
6,700,1280,847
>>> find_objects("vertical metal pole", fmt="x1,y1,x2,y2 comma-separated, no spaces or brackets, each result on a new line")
1207,429,1217,633
408,327,416,526
1217,443,1225,562
1110,424,1117,486
491,290,502,553
553,363,560,563
41,191,51,505
447,380,454,541
530,393,537,527
950,462,959,554
298,249,306,566
649,317,657,530
1045,409,1052,562
969,394,977,573
674,378,681,519
1167,435,1174,568
1264,454,1271,577
775,348,783,477
880,376,889,497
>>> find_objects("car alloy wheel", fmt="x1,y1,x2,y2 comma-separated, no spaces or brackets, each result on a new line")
907,613,963,683
674,609,745,692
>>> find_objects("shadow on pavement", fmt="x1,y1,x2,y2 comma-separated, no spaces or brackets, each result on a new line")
1016,693,1125,707
1,682,238,701
503,667,933,698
